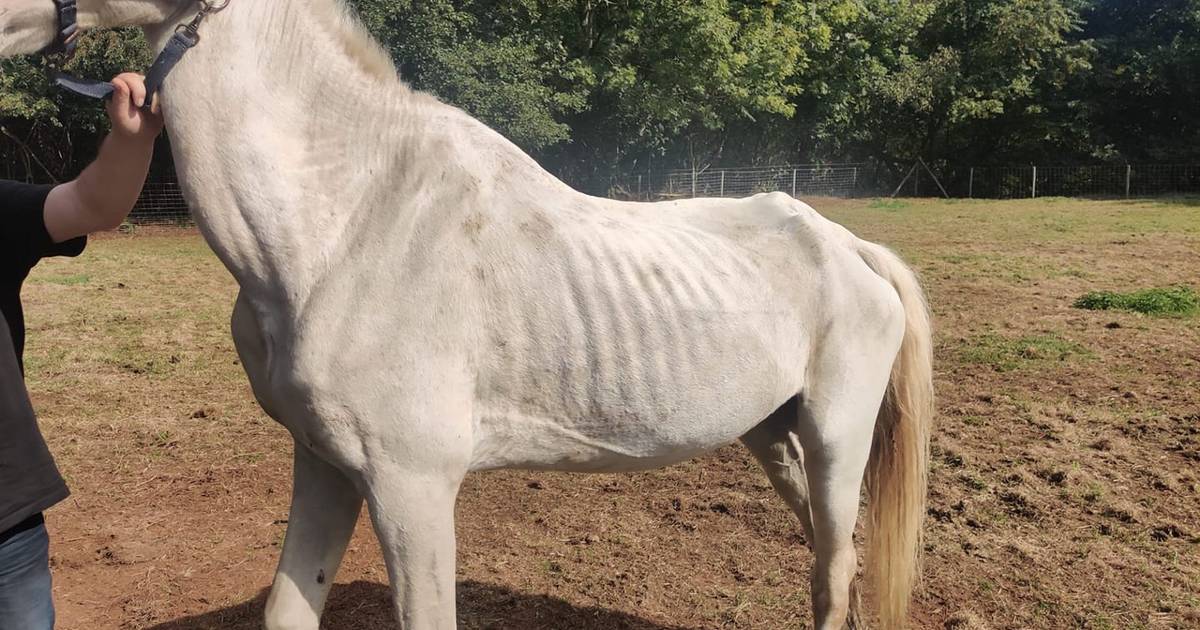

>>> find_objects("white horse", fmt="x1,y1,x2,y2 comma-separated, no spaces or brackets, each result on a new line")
1,1,933,628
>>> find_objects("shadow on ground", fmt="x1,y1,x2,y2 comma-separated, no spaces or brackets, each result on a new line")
145,580,693,630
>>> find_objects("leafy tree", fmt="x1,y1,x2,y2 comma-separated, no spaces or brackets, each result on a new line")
750,0,937,164
351,0,582,150
1082,0,1200,162
0,29,151,181
4,0,1200,190
868,0,1095,167
352,0,820,185
521,0,827,185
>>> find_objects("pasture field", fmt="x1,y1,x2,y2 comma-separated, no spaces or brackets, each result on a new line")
22,197,1200,629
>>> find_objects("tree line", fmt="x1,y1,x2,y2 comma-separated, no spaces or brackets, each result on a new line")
2,0,1197,191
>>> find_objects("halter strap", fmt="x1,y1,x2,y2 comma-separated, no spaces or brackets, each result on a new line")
46,0,229,112
43,0,79,56
140,28,201,108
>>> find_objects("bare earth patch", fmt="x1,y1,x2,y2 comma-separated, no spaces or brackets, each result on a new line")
21,198,1200,629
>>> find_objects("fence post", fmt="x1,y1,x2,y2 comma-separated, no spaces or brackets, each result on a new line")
852,167,859,195
792,169,798,197
1032,166,1038,198
637,174,643,198
1125,164,1132,199
968,167,974,199
647,156,652,199
691,167,697,198
720,170,726,197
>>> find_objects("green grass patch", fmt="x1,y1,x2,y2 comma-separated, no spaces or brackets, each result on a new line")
961,415,987,427
937,253,979,265
31,273,91,286
867,198,910,211
1073,286,1198,316
959,333,1091,372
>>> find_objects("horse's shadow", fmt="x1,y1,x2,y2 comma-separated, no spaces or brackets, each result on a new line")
145,580,693,630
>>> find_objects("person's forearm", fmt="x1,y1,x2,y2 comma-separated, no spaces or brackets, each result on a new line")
43,73,163,242
71,130,156,230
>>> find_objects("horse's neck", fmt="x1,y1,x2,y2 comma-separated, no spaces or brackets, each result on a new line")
158,0,428,312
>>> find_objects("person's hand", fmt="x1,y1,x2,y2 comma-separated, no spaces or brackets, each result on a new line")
106,73,164,142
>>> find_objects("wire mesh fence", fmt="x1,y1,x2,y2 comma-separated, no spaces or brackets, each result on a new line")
616,163,1200,201
129,178,191,224
6,163,1198,225
920,164,1200,199
610,164,864,200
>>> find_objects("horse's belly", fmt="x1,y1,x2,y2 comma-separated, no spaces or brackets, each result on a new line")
469,341,796,473
469,405,769,473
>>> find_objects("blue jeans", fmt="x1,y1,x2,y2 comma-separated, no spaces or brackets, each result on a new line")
0,519,54,630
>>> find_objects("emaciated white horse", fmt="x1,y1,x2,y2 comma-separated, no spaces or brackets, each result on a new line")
1,1,933,628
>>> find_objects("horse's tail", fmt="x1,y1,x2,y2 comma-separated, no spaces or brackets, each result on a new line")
856,241,933,629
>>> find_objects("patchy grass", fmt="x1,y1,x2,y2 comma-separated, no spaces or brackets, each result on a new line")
867,198,910,211
1074,286,1198,316
29,273,91,286
959,333,1091,372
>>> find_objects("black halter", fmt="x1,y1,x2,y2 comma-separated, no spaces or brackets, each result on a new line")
45,0,230,112
44,0,79,56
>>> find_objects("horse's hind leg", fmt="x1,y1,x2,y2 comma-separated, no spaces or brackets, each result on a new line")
265,443,363,630
796,338,899,630
795,390,885,630
742,398,864,629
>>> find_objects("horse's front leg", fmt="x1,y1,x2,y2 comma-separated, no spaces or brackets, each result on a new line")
357,400,468,630
265,442,363,630
365,466,463,630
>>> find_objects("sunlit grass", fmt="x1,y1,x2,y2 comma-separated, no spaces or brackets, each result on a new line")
1074,286,1198,317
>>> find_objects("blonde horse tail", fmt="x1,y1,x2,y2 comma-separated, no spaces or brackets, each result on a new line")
856,241,933,628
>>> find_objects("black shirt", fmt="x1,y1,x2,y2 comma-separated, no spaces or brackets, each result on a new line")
0,180,87,534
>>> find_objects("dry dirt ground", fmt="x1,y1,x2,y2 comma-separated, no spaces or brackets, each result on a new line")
21,197,1199,630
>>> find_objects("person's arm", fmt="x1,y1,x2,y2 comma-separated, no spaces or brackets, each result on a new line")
43,73,165,242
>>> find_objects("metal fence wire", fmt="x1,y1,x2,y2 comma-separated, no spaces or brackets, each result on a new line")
6,162,1199,225
130,179,191,224
614,163,1200,202
612,164,864,200
932,164,1200,199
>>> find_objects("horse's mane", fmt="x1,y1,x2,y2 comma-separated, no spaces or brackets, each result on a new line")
311,0,398,82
